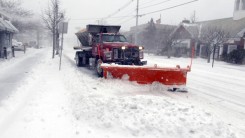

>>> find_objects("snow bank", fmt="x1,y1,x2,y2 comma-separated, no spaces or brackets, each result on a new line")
71,94,236,138
63,48,237,138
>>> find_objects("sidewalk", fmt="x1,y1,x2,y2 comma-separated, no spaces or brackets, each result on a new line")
0,48,34,70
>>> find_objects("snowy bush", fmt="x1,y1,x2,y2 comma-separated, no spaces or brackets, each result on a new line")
225,49,245,64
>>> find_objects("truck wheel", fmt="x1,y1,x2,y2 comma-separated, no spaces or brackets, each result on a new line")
75,55,81,67
96,59,103,77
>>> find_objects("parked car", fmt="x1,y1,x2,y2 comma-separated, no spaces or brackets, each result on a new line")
29,41,37,48
23,42,30,48
12,39,24,51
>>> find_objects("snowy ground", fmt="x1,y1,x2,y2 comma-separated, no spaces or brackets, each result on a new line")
0,46,243,138
0,49,44,100
144,54,245,137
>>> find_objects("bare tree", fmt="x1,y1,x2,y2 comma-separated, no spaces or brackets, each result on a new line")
164,33,182,58
141,18,157,52
190,11,198,23
42,0,65,58
199,27,229,65
160,27,185,58
0,0,32,32
0,0,32,18
0,0,46,48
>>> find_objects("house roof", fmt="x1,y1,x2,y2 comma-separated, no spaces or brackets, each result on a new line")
198,17,245,38
182,23,199,38
171,23,199,39
130,23,176,32
0,18,18,33
0,12,18,33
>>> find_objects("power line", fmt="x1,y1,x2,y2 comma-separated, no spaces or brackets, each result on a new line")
69,0,135,22
71,18,102,21
111,8,136,23
140,0,160,6
105,0,135,19
140,0,173,9
71,15,135,21
70,0,198,25
140,0,198,16
119,17,135,24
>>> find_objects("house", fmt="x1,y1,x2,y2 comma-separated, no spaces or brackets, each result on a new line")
172,0,245,59
169,20,199,57
124,19,176,53
0,12,19,58
198,17,245,59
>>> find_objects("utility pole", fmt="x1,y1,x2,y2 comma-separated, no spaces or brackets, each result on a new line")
52,0,58,58
55,0,59,55
135,0,139,44
52,0,57,58
58,21,68,71
59,23,64,71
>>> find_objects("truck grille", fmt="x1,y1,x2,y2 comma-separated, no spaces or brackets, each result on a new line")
113,48,139,59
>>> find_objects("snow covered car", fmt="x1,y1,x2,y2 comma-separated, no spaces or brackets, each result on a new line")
12,39,24,51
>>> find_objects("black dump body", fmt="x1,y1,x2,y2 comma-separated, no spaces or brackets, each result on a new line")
75,25,121,47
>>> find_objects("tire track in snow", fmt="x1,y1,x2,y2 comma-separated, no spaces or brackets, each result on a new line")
64,54,98,95
188,78,245,109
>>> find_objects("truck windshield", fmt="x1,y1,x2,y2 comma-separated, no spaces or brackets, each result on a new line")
102,35,127,42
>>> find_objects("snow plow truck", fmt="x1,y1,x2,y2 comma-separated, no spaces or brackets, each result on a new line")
74,25,191,90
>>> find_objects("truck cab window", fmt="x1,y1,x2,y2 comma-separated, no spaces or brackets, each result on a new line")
102,34,128,42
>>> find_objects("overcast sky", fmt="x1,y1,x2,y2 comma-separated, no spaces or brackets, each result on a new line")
22,0,235,34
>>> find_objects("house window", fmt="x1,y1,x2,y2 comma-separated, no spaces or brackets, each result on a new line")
236,0,240,10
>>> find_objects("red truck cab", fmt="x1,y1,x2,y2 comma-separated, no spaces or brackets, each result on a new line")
92,33,144,64
75,25,146,76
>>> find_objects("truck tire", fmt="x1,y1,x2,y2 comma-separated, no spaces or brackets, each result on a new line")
75,54,81,67
96,59,103,77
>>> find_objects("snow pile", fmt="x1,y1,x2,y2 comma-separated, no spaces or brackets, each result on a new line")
70,93,236,138
63,49,237,138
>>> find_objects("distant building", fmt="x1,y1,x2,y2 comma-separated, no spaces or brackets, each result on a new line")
0,12,19,58
126,0,245,60
170,21,199,57
124,19,176,53
170,0,245,59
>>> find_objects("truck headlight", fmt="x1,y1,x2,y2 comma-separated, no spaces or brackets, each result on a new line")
122,46,126,50
139,46,143,50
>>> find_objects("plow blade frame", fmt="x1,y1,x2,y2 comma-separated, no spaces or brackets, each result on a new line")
101,65,190,86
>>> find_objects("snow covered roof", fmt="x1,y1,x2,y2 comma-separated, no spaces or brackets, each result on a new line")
170,23,199,40
181,23,199,38
0,13,18,33
130,23,176,32
198,17,245,38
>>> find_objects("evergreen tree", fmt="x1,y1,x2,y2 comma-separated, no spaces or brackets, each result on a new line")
142,18,157,50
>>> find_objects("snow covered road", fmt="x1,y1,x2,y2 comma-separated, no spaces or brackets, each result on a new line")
144,54,245,137
0,47,242,138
